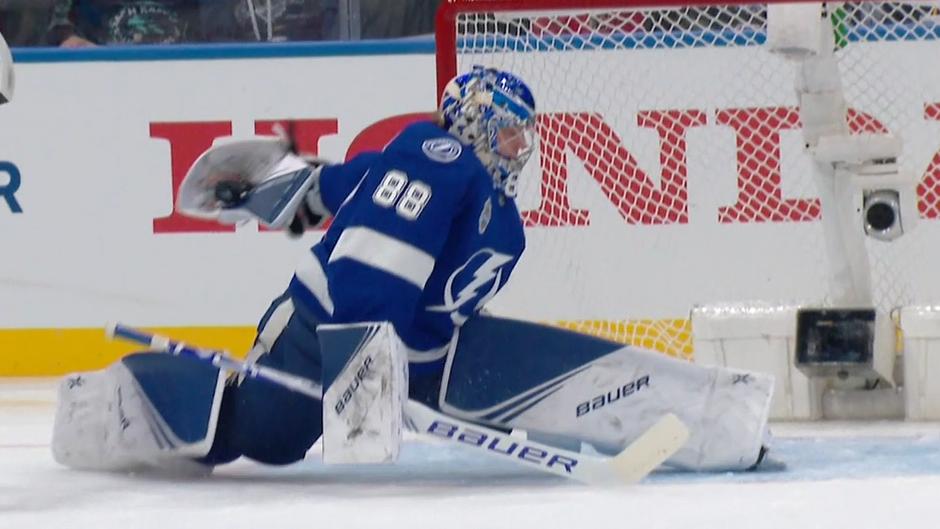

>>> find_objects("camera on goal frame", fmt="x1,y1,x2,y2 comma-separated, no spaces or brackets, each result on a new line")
858,153,917,243
813,133,918,243
863,187,907,242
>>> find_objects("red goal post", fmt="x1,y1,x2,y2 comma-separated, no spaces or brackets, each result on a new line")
434,0,940,359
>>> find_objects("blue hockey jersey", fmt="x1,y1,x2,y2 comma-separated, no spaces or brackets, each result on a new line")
288,121,526,368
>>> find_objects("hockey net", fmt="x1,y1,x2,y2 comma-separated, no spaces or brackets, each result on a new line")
436,0,940,359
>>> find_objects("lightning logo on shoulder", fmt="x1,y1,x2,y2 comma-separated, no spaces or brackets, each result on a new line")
422,138,463,163
427,249,514,325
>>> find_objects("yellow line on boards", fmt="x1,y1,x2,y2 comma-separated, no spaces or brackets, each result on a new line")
0,326,256,376
0,319,694,376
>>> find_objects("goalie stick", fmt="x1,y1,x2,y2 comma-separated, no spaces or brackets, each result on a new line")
106,322,689,485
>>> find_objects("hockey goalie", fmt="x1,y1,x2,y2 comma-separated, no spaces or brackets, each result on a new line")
51,66,774,479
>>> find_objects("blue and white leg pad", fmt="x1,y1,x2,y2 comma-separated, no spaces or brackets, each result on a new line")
440,315,774,471
52,353,225,471
319,322,408,464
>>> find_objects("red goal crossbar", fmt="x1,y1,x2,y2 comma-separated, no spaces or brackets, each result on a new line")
435,0,828,95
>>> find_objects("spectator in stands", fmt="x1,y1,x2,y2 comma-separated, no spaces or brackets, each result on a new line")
40,0,446,46
0,0,54,46
200,0,338,42
46,0,201,46
359,0,440,38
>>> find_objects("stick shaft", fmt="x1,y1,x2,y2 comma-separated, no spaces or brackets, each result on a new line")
107,322,323,399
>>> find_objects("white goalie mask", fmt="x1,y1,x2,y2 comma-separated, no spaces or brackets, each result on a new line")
439,66,537,198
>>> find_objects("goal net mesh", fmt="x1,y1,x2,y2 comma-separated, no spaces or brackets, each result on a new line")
440,1,940,358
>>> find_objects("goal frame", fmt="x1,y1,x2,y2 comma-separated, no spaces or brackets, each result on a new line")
431,0,940,421
435,0,822,97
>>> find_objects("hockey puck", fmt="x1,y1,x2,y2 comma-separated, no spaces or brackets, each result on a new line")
214,180,252,206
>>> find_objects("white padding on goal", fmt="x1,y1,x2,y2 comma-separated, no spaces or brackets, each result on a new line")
766,2,824,59
691,303,798,340
898,306,940,420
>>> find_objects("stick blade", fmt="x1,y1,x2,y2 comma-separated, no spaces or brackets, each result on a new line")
608,413,689,484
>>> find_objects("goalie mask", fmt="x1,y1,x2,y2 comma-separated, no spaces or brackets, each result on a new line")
440,66,537,198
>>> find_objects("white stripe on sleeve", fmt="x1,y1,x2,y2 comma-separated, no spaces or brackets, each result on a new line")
329,227,436,289
405,329,457,364
256,297,295,353
294,250,335,315
245,297,296,364
403,342,450,363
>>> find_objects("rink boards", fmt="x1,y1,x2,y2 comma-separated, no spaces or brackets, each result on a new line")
2,37,940,374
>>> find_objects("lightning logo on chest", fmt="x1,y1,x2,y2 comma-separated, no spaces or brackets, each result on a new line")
427,249,514,325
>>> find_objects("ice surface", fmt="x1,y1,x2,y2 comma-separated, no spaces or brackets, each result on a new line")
4,379,940,529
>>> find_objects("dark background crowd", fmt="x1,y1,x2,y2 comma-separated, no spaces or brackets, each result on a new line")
0,0,442,47
1,1,938,49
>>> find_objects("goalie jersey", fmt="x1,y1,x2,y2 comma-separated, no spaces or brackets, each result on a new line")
288,121,526,368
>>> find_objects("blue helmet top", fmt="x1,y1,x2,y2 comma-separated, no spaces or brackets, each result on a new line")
439,66,537,198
